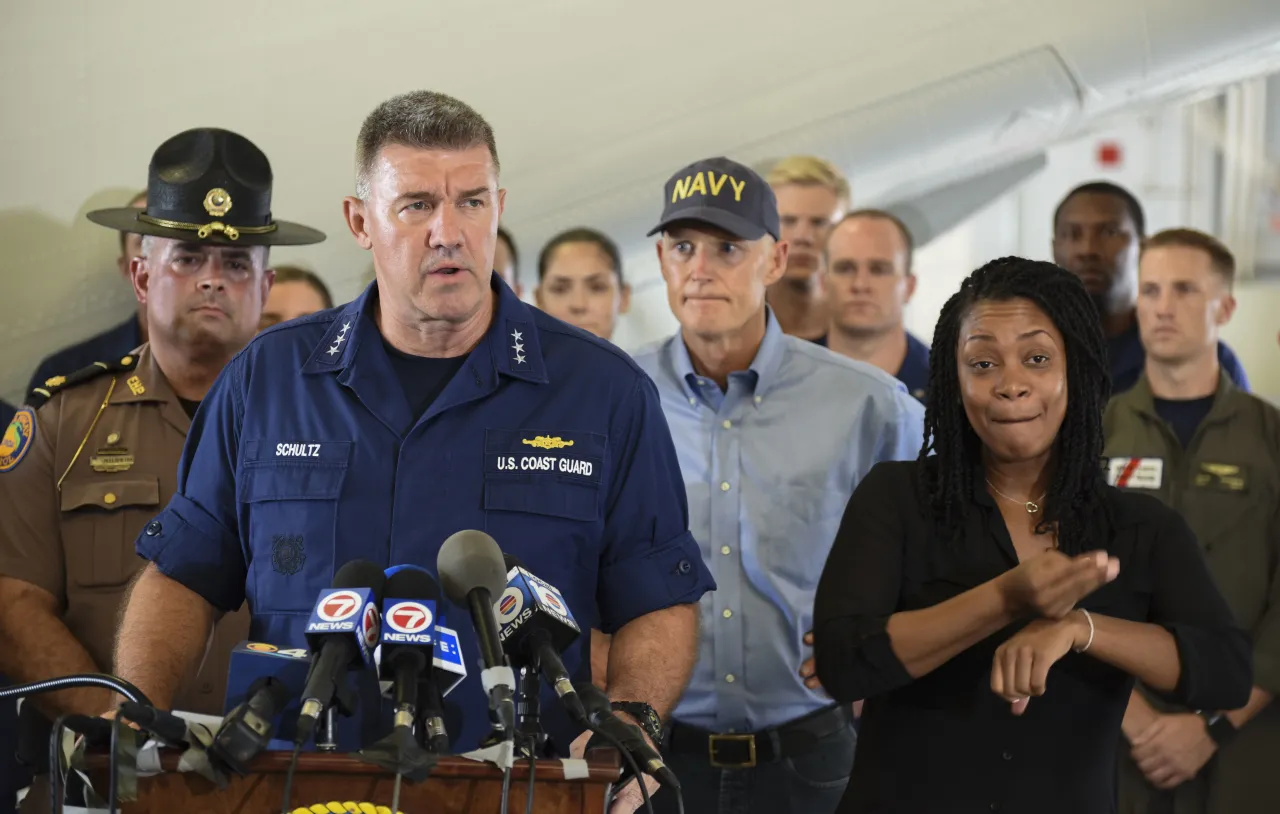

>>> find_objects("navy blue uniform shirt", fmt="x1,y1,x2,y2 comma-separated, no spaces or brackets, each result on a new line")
26,315,142,399
136,277,715,754
812,331,930,402
1108,322,1249,395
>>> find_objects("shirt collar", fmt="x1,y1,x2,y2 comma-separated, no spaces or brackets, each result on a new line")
107,343,189,434
302,274,549,385
666,308,787,402
1123,369,1239,422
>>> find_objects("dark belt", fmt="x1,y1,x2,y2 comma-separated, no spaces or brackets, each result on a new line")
665,704,852,769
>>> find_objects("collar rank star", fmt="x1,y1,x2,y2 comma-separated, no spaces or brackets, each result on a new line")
511,329,526,365
326,320,352,357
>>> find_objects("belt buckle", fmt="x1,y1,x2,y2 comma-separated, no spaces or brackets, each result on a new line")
708,733,757,769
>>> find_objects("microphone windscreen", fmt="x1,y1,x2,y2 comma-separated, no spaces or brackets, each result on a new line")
384,565,441,601
332,559,388,595
437,530,507,604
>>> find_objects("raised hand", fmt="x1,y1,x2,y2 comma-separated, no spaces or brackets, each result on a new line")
998,549,1119,619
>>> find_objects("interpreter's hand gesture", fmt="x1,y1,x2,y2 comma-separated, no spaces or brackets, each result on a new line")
991,615,1087,715
998,549,1119,619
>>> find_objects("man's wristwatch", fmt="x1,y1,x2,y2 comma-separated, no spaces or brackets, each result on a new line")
611,701,664,743
1198,711,1237,747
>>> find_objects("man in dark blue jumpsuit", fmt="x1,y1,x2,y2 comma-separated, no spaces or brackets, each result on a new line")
111,90,714,811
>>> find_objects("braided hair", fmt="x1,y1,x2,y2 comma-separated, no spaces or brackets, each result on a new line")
918,257,1111,554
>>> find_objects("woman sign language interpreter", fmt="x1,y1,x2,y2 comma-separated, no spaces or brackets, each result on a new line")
810,258,1252,814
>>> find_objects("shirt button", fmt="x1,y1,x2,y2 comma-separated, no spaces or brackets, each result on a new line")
990,803,1000,812
103,493,117,505
145,521,162,536
725,674,736,683
722,609,733,619
721,420,732,429
753,395,762,404
1002,751,1012,761
676,559,692,575
720,482,731,492
720,545,731,556
688,397,697,406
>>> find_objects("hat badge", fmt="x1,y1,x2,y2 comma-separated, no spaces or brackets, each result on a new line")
203,188,233,217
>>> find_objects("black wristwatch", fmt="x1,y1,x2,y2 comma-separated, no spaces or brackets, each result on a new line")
611,701,664,743
1199,711,1238,747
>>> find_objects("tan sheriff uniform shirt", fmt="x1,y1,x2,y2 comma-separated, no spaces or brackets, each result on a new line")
1104,372,1280,814
0,344,248,716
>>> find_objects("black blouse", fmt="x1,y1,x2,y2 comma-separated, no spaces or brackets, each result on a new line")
813,459,1252,814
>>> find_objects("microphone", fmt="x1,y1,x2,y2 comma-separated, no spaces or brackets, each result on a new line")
378,566,440,736
437,530,516,738
209,676,291,775
577,682,680,792
496,553,587,724
295,560,387,746
420,624,467,752
115,702,197,748
431,625,468,697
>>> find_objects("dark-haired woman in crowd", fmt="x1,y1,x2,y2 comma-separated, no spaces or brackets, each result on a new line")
812,258,1251,813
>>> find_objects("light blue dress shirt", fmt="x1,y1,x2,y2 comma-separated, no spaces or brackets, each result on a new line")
632,310,925,732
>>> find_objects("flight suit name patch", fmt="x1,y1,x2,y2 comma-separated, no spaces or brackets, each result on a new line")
1106,457,1163,489
1193,462,1248,493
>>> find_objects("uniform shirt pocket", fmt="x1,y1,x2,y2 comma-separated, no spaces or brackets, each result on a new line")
240,440,352,614
60,477,160,589
759,473,848,589
482,429,606,573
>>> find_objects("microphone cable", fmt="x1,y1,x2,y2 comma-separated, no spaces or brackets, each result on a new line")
585,722,655,814
500,763,512,814
280,742,302,814
524,734,537,814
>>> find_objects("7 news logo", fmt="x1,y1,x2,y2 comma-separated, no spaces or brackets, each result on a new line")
381,600,435,645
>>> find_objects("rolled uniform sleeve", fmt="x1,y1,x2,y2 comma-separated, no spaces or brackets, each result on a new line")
813,461,915,702
135,355,247,613
1147,502,1254,710
596,373,714,633
0,404,66,604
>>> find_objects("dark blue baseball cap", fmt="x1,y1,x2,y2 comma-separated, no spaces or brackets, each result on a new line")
647,156,780,241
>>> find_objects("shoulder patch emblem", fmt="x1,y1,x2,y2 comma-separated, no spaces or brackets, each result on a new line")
0,408,36,473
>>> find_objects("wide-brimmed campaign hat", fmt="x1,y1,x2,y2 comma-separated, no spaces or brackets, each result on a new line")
87,127,325,247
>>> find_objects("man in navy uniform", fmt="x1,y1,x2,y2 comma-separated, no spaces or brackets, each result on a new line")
111,90,713,810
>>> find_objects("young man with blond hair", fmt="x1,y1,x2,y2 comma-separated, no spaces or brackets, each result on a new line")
765,156,850,341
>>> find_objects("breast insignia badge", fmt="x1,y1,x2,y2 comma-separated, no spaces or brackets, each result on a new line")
90,433,135,474
522,435,574,450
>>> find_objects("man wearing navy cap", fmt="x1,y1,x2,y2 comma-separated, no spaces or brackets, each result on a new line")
630,157,924,813
111,90,713,812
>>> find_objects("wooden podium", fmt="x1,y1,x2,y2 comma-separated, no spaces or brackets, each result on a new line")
85,748,622,813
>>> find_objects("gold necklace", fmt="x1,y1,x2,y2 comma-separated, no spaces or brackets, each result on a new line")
986,479,1047,514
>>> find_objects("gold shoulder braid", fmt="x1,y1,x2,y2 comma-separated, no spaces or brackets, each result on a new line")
34,355,142,491
27,354,139,411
